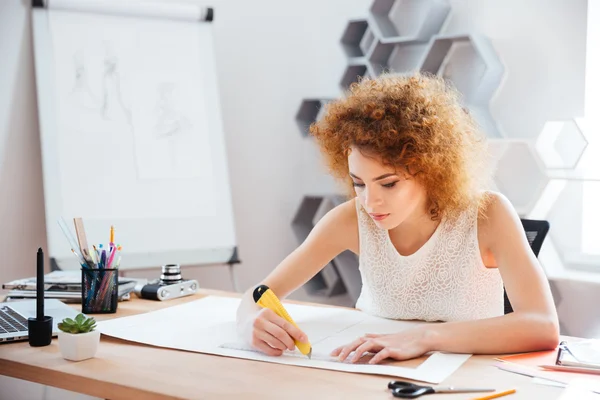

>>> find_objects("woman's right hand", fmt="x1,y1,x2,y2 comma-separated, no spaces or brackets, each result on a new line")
235,200,357,355
237,300,309,356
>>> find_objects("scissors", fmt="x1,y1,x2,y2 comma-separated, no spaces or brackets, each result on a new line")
388,380,496,398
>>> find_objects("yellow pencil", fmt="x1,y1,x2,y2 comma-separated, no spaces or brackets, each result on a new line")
110,225,115,244
471,389,516,400
252,284,312,359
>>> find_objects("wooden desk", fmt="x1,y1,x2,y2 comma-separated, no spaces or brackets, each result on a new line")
0,290,564,400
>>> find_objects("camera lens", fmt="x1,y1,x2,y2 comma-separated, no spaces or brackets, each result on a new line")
161,264,183,283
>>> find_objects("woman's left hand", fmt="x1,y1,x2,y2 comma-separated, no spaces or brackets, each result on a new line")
330,326,435,364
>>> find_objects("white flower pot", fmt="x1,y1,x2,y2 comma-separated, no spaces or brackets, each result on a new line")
58,330,100,361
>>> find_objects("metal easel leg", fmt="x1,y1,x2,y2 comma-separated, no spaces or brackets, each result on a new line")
228,263,239,293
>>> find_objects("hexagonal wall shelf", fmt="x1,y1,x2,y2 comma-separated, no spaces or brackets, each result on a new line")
538,237,567,281
420,34,504,137
535,119,588,169
340,19,370,58
360,27,377,58
528,179,567,221
295,98,332,137
525,179,569,280
292,196,347,297
492,140,549,216
340,62,371,90
369,0,450,42
368,39,430,75
546,180,586,266
468,105,503,141
526,179,570,278
547,180,600,273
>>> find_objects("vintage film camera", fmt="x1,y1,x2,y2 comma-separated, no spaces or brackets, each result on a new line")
135,264,199,301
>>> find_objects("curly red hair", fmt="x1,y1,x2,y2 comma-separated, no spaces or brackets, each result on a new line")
309,72,492,221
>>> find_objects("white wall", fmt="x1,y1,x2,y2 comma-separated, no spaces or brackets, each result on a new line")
0,0,48,285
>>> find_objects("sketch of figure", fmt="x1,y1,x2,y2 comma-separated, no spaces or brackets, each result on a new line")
153,82,192,138
101,43,131,124
152,82,193,169
70,49,100,111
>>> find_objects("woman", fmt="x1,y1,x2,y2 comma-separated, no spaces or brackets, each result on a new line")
236,72,559,364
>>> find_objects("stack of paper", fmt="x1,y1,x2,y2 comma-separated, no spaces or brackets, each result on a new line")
2,270,137,303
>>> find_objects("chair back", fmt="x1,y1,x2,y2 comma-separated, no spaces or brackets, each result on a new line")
504,219,550,314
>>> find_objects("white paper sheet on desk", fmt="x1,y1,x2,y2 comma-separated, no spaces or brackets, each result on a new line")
97,296,470,383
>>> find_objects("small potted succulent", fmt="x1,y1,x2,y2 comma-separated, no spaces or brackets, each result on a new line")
57,313,100,361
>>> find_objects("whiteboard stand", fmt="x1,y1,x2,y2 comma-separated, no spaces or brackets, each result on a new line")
227,248,241,292
32,0,240,283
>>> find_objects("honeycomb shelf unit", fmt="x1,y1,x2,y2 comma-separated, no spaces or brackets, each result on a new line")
293,0,509,297
369,0,450,42
419,33,505,138
368,38,430,75
332,2,505,139
295,98,332,137
340,19,370,58
292,0,593,296
488,138,549,216
291,195,362,302
535,119,588,171
360,26,377,58
340,59,371,90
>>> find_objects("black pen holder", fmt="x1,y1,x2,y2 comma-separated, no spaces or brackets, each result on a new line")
81,268,118,314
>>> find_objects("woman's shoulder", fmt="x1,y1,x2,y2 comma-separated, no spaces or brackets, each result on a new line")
317,197,360,254
325,197,359,227
477,190,515,222
477,190,519,246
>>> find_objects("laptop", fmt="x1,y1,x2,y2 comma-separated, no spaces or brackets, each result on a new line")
0,299,81,343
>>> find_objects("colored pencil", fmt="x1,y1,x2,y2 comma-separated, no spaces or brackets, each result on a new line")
471,389,516,400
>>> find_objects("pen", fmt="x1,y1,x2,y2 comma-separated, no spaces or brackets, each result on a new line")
93,245,99,260
471,389,516,400
88,247,97,265
252,284,312,359
106,243,116,268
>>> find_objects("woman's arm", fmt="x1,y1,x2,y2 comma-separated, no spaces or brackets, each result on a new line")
236,198,358,355
334,192,560,364
424,192,560,354
252,198,358,298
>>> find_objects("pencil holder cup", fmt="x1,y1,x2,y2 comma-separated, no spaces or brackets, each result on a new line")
81,268,118,314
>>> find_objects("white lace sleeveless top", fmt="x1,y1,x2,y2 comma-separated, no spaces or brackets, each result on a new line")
355,198,504,322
